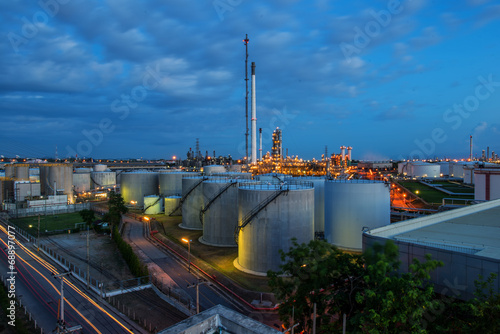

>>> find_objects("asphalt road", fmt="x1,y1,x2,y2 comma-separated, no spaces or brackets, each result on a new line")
0,222,147,334
122,216,247,314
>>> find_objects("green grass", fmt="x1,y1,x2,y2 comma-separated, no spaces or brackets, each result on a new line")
11,212,85,234
398,181,474,204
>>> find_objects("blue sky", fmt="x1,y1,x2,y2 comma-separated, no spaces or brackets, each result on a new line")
1,0,500,160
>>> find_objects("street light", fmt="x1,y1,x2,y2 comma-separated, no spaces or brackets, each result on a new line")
181,238,192,273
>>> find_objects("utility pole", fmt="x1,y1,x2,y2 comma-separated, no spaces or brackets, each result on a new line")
37,214,40,251
87,225,90,289
187,279,210,314
54,272,82,333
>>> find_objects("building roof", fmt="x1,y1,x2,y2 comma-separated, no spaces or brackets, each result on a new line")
366,199,500,260
159,305,281,334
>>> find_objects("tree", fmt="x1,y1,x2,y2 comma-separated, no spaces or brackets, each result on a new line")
107,191,128,225
268,239,365,333
268,239,444,333
434,273,500,333
79,209,95,226
351,241,443,333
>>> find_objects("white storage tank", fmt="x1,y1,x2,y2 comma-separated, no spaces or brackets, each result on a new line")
91,171,116,189
235,181,314,275
144,195,162,214
120,171,159,207
324,179,390,251
438,162,451,176
5,165,30,181
254,173,286,182
165,196,182,216
93,164,108,172
212,172,252,180
159,171,198,197
285,176,325,234
200,178,242,247
40,164,74,203
410,163,440,178
73,171,91,193
203,165,226,175
180,176,207,230
398,162,410,175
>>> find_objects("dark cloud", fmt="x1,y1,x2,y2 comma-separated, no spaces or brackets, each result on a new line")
1,0,499,159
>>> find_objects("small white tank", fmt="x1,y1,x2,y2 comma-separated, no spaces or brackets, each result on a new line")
144,195,162,215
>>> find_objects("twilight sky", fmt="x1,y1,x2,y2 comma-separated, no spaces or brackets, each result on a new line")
1,0,500,161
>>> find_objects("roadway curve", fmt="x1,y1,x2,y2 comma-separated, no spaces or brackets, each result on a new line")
0,222,147,334
122,216,247,314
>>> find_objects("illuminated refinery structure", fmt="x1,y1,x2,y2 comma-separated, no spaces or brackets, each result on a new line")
248,127,354,177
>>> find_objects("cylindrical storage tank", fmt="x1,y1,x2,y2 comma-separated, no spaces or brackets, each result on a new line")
159,171,198,197
285,176,325,234
144,195,162,214
180,176,206,230
73,172,91,193
93,164,108,172
165,196,181,216
4,165,14,178
203,165,226,175
228,165,242,172
254,173,286,182
235,182,314,275
324,179,390,251
40,164,74,203
120,171,159,207
212,172,253,180
410,163,440,178
91,171,117,189
200,179,243,247
398,162,410,175
5,165,29,180
16,166,29,180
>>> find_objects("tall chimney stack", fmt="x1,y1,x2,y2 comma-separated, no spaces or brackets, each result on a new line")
251,62,257,164
470,135,473,161
259,128,262,161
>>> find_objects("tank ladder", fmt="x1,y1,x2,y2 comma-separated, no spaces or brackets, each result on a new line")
234,188,289,243
199,181,238,225
168,177,207,216
143,194,163,213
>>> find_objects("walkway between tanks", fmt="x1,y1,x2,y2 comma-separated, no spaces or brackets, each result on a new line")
121,214,282,328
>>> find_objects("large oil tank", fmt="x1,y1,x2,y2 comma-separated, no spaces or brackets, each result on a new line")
235,181,314,275
285,176,325,234
213,172,252,180
91,171,116,189
159,171,198,197
203,165,226,175
5,165,30,181
165,196,181,216
324,179,390,251
73,170,91,193
254,173,286,182
120,171,158,207
93,164,108,172
200,178,243,247
180,176,207,230
144,195,162,214
410,163,440,178
40,164,74,203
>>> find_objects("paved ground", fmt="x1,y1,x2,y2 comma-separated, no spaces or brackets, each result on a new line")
40,228,188,332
